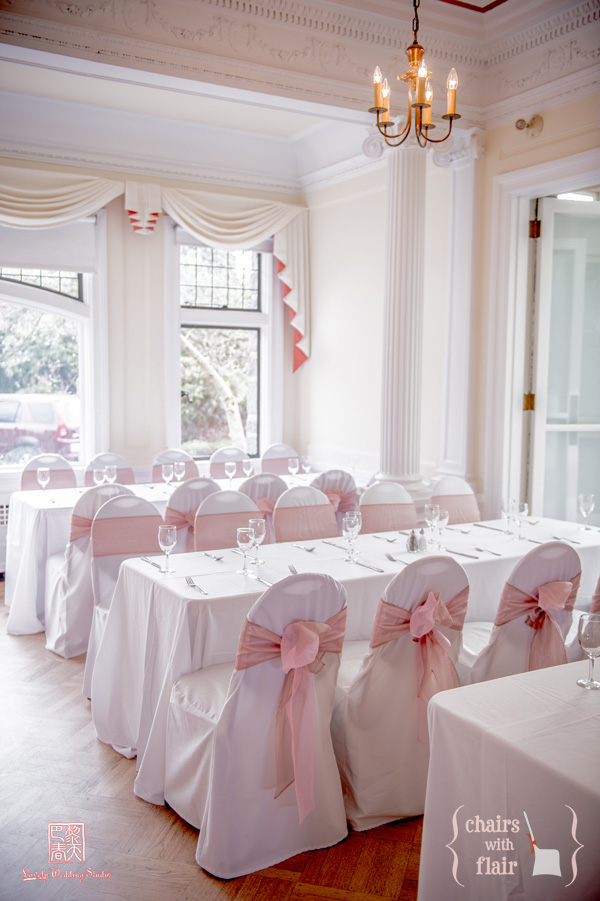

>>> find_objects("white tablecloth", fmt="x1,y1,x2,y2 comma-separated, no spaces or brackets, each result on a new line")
88,518,600,807
418,660,600,900
4,483,170,634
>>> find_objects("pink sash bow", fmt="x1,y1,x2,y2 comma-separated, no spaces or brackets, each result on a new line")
165,506,196,552
495,573,580,671
69,513,93,543
591,577,600,614
235,606,347,823
325,489,358,515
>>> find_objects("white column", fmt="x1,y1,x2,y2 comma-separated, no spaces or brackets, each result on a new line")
433,130,484,486
378,145,429,501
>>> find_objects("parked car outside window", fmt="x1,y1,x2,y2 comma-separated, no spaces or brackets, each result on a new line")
0,394,80,464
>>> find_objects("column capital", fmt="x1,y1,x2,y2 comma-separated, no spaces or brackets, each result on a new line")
432,128,485,169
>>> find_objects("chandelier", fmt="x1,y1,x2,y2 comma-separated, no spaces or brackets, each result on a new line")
369,0,460,148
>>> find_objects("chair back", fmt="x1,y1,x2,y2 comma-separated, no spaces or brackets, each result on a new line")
151,448,198,482
311,470,358,531
208,446,250,479
194,490,259,551
272,486,338,542
260,443,299,475
430,476,480,524
165,477,221,552
21,453,77,490
84,453,135,486
591,575,600,614
359,481,418,532
238,473,287,543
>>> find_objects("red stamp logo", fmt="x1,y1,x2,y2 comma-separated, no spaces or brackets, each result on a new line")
48,823,85,864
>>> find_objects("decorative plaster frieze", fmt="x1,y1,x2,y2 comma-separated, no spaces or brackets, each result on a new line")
432,128,485,169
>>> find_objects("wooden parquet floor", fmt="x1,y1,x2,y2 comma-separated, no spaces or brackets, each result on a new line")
0,580,421,901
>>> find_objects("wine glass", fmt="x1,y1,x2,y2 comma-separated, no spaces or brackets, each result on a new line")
161,463,174,491
37,467,50,493
158,524,177,574
173,461,186,486
437,509,449,550
301,455,312,480
242,459,254,478
500,498,514,535
516,502,528,539
224,461,237,488
104,465,117,484
342,511,361,563
578,493,595,530
424,504,440,548
236,526,255,576
288,457,299,483
248,517,266,564
577,613,600,690
92,468,105,486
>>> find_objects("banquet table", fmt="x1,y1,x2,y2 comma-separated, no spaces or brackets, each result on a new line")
88,517,600,807
4,482,171,634
418,660,600,900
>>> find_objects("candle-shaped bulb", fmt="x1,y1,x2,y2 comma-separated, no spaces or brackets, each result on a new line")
446,67,458,115
381,78,391,123
374,66,382,85
373,66,383,108
418,59,428,80
447,68,458,91
422,81,433,125
382,78,390,99
416,59,427,105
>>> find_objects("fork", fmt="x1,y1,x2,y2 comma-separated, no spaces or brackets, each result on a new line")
373,535,397,543
448,526,472,534
288,564,298,574
293,544,316,552
185,575,207,595
385,553,409,565
201,551,224,561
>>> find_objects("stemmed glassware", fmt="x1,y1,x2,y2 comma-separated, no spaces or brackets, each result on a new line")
436,509,449,550
104,465,117,484
158,524,177,574
37,467,50,493
578,493,595,530
173,461,186,486
342,511,361,563
161,463,174,491
288,457,299,483
236,526,255,575
424,504,440,548
301,455,311,480
500,498,514,534
92,468,105,486
224,461,237,488
577,613,600,690
248,517,266,564
515,502,528,539
242,459,254,478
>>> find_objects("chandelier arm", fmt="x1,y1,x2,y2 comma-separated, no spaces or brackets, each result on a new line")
383,130,413,148
375,105,412,142
419,119,456,144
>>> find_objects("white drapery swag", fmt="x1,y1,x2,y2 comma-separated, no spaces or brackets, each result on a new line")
0,167,310,366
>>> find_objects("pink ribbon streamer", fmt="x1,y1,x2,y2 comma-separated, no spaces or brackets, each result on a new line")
359,502,418,533
91,514,162,558
194,510,258,552
165,506,196,552
69,513,93,543
235,606,347,823
325,489,358,515
494,573,581,670
273,504,338,543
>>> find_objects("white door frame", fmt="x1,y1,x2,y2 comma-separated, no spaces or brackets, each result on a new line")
483,148,600,519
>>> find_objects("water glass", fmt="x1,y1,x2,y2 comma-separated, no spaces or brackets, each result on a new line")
301,455,312,477
516,502,528,539
37,467,50,493
248,517,266,564
104,465,117,484
424,503,440,547
500,498,513,534
288,457,300,481
578,493,595,530
236,527,255,575
224,461,237,487
92,468,105,486
577,613,600,690
158,524,177,574
173,461,186,485
162,463,174,490
436,509,449,550
342,511,361,562
242,459,254,478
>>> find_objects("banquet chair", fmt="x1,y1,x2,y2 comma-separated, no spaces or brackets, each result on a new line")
260,442,299,475
44,483,134,658
164,573,348,877
566,572,600,662
208,446,249,479
311,469,358,532
82,495,162,698
358,481,418,533
238,472,287,543
84,452,135,486
272,486,338,543
331,556,469,829
461,541,581,685
165,478,221,553
151,448,198,482
20,453,77,490
194,489,259,552
430,476,480,524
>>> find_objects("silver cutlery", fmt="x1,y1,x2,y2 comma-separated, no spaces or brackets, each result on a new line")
353,560,384,572
288,564,298,574
385,553,409,565
141,555,161,569
552,535,581,545
322,540,346,550
528,520,540,525
231,548,245,557
293,544,316,552
527,538,542,545
373,535,397,543
473,523,504,533
185,575,207,595
475,546,502,556
448,526,472,534
247,573,273,587
446,548,480,559
201,551,224,561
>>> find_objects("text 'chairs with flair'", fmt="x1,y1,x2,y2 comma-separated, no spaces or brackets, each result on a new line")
358,481,419,533
21,453,77,490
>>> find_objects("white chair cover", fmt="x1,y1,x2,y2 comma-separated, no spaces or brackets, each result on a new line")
84,452,135,486
193,489,259,551
260,442,299,475
359,481,419,532
430,475,481,524
164,573,348,877
566,573,600,661
165,477,221,553
21,453,77,490
272,486,338,542
208,446,249,479
311,469,358,532
238,472,288,543
44,483,134,658
331,556,469,829
151,448,198,482
82,495,162,698
463,541,581,685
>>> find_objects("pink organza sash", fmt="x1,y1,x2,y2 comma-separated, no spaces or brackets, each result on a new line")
325,489,358,514
235,606,347,823
194,510,256,551
84,466,134,486
360,502,418,533
262,457,297,475
165,506,196,552
69,513,93,543
431,493,480,525
255,497,275,516
591,577,600,614
91,515,162,557
21,468,76,490
495,573,581,670
152,460,197,483
273,504,338,543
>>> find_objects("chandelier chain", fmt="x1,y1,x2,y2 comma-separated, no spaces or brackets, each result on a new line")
412,0,420,43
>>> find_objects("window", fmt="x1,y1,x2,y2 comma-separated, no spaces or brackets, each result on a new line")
172,227,282,460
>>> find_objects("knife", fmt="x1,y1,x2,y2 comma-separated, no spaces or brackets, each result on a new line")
473,523,504,532
247,573,273,587
140,555,162,569
552,535,581,545
354,560,384,572
445,549,480,559
322,540,346,550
